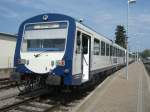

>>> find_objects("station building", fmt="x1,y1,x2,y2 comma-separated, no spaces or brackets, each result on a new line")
0,32,16,69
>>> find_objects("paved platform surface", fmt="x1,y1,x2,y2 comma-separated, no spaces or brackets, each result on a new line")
73,62,150,112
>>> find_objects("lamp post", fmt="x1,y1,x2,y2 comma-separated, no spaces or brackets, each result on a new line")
126,0,136,80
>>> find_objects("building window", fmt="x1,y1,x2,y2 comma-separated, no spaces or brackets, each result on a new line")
101,41,105,56
106,44,110,56
94,38,100,55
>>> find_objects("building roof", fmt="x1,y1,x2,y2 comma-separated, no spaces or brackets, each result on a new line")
0,32,17,38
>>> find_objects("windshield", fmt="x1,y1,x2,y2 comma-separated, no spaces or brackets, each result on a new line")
21,22,68,52
26,39,65,51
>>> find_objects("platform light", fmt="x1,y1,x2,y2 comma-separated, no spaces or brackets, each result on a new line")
128,0,136,4
126,0,136,80
79,19,84,23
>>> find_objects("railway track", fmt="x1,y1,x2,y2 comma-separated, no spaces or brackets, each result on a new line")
0,72,108,112
0,89,71,112
0,86,95,112
0,78,17,90
0,88,50,112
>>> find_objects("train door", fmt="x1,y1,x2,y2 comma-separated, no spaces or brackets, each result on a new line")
81,33,91,83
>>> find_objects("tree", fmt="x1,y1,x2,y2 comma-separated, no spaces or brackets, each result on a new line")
140,49,150,59
115,25,127,48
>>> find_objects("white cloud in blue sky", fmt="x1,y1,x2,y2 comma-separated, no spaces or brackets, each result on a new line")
0,0,149,51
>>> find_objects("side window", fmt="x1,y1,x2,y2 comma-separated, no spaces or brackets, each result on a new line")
110,45,112,56
113,47,115,56
119,49,122,57
82,33,89,54
101,41,105,56
76,31,81,54
106,44,110,56
120,50,123,57
94,38,100,55
115,48,117,57
117,48,119,57
118,49,120,57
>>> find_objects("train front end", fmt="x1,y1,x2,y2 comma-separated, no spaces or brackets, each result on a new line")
12,14,76,91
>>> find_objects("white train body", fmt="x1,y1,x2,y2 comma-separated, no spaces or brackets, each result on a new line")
14,13,132,86
72,22,126,83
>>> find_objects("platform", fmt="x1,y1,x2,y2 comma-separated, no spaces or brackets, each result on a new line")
72,62,150,112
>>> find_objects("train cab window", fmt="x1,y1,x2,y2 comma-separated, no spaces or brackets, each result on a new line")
76,31,81,54
27,39,66,51
101,41,105,56
94,38,100,55
106,44,110,56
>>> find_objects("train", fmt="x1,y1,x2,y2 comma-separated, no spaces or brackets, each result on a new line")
11,13,134,92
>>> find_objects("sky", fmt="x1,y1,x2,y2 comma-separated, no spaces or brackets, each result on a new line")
0,0,150,51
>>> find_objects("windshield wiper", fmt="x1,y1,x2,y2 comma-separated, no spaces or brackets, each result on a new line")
33,48,61,58
34,49,49,58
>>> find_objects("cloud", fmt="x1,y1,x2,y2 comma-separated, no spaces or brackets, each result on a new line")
139,14,150,23
0,6,19,18
129,13,150,34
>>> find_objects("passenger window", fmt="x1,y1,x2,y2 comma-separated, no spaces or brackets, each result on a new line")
101,41,105,56
117,49,119,57
119,49,122,57
115,48,117,57
118,49,120,57
94,38,100,55
113,47,115,56
106,44,110,56
76,31,81,54
110,45,113,56
120,50,123,57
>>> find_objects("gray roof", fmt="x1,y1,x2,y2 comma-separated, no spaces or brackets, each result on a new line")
0,32,17,38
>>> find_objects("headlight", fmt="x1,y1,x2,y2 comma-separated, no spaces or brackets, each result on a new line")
17,59,29,65
56,60,65,66
64,69,69,74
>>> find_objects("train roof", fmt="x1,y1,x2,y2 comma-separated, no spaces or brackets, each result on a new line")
0,32,17,38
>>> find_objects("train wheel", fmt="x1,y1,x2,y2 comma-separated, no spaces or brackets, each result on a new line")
31,76,42,90
16,80,32,93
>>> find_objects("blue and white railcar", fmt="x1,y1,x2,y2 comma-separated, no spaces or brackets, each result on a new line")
13,13,126,88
